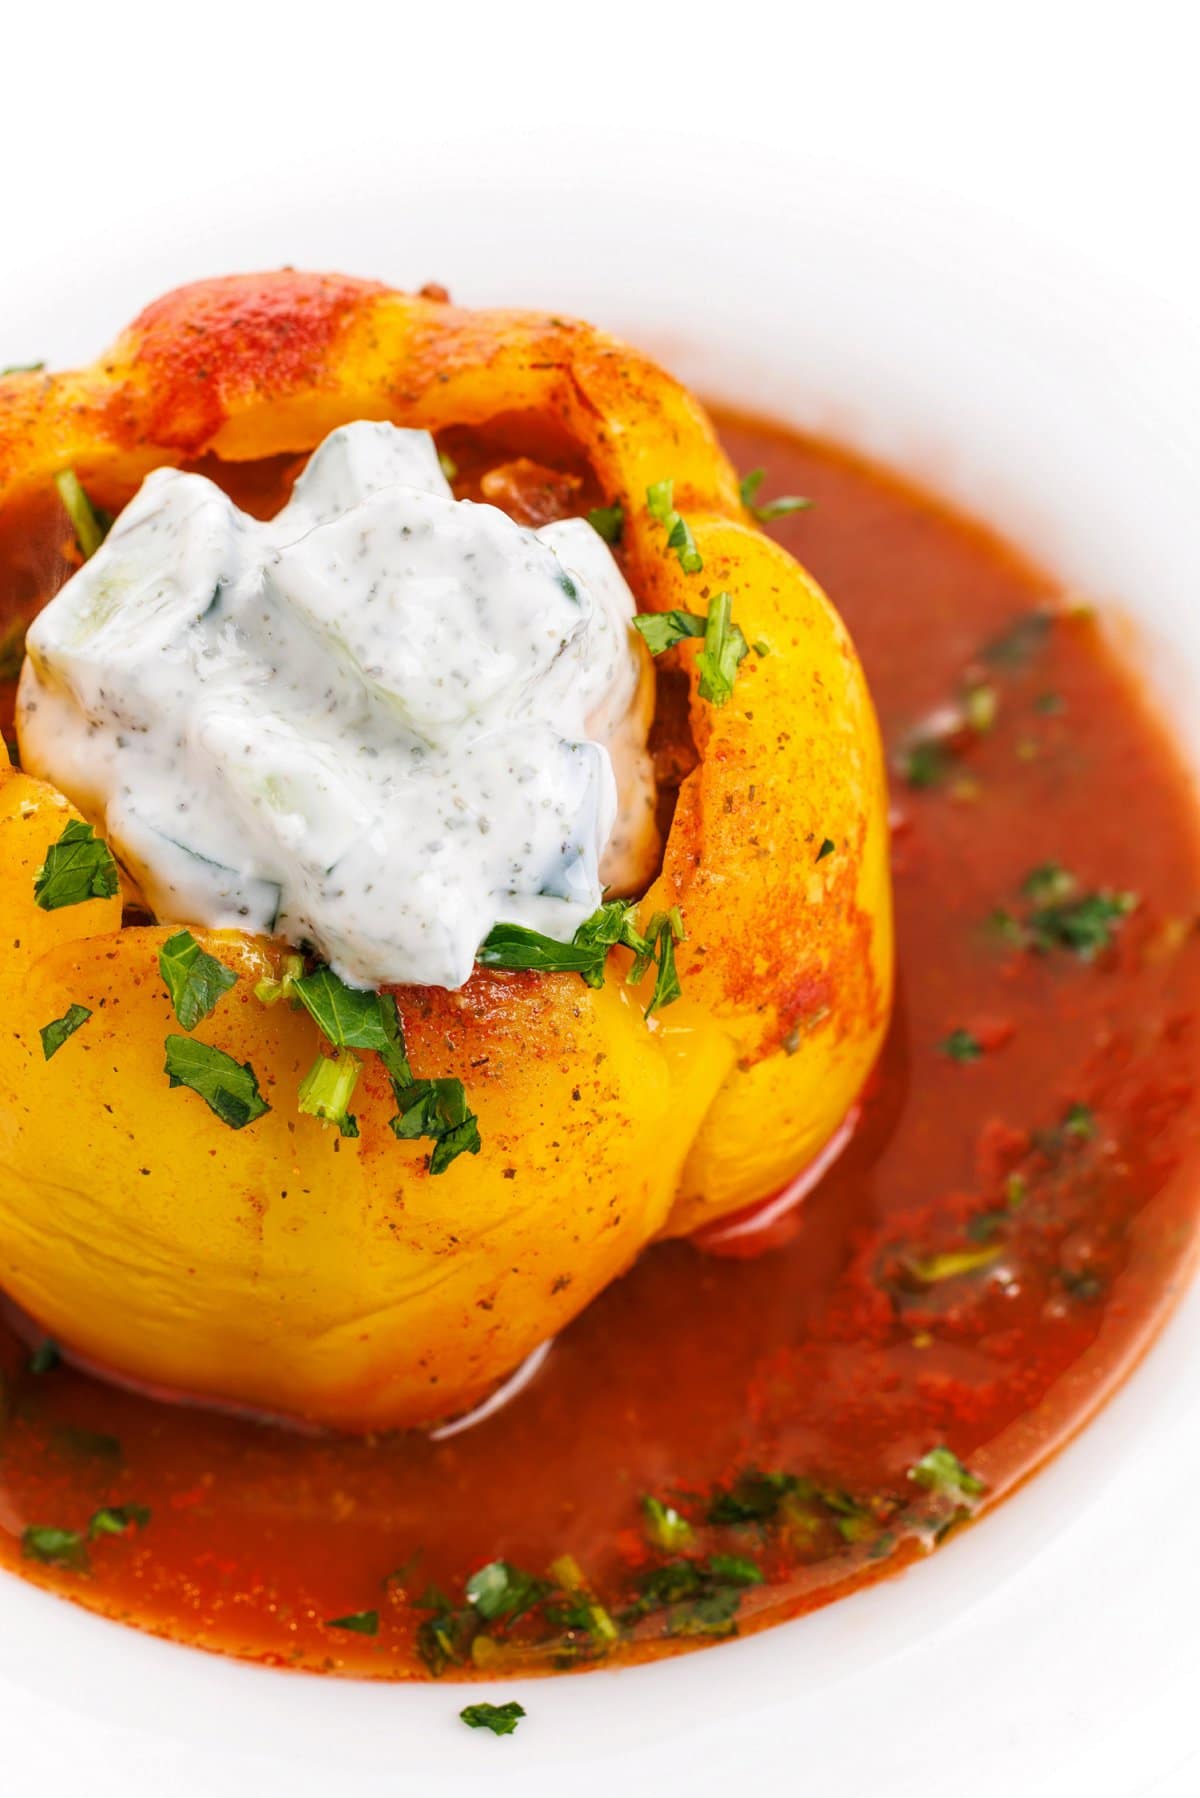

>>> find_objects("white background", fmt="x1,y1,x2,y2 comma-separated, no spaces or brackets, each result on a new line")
3,5,1200,1795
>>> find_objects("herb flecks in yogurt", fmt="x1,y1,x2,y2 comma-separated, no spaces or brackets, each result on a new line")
18,424,658,993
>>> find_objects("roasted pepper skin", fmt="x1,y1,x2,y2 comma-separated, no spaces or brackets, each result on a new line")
0,276,892,1429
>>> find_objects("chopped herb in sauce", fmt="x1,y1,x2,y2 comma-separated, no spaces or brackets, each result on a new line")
465,1559,548,1623
739,467,813,523
646,479,703,574
164,1036,270,1130
939,1028,983,1063
28,1338,60,1375
22,1525,87,1569
159,930,237,1031
899,739,950,790
39,1002,92,1060
89,1503,150,1538
902,1246,1003,1286
707,1469,798,1525
326,1609,379,1635
33,819,119,910
907,1446,986,1499
459,1701,526,1737
641,1495,696,1552
997,866,1138,958
54,469,110,560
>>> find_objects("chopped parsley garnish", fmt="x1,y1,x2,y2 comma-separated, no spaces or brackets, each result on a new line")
253,953,304,1007
292,965,478,1172
159,930,237,1030
586,502,624,545
939,1028,983,1063
479,899,648,987
631,607,706,656
22,1525,87,1569
739,467,812,522
481,899,684,1018
903,1245,1002,1285
642,1495,696,1552
460,1701,525,1737
633,594,748,707
707,1469,798,1525
22,1504,148,1570
326,1609,379,1635
963,683,998,733
54,469,110,560
908,1445,986,1499
465,1559,548,1623
898,739,949,790
1029,889,1136,957
622,1555,758,1638
1063,1101,1096,1139
33,818,119,910
998,865,1138,958
291,967,411,1080
628,907,685,1017
646,479,703,574
164,1035,270,1130
815,838,836,862
390,1076,480,1174
980,609,1053,670
1,360,45,375
298,1051,361,1137
1034,691,1064,715
39,1002,92,1061
89,1503,150,1538
28,1338,60,1375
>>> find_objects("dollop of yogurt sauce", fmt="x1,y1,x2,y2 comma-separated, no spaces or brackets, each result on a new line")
17,424,657,990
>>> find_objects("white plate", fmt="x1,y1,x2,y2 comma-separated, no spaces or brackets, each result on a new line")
3,141,1200,1798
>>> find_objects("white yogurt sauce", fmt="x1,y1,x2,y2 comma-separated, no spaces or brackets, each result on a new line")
17,423,657,990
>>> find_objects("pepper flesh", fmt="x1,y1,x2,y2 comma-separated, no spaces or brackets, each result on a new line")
0,275,892,1429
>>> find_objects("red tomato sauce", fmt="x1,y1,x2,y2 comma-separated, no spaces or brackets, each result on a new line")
2,410,1200,1680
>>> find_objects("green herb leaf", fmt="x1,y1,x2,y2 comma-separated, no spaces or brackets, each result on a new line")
902,1246,1003,1285
899,740,950,790
587,502,624,545
981,610,1053,670
1,360,45,375
159,930,237,1031
908,1445,986,1499
695,591,749,707
28,1338,60,1375
326,1609,379,1635
1021,862,1076,905
707,1469,798,1525
626,907,685,1017
1028,889,1137,958
642,1495,695,1552
88,1503,150,1538
253,953,304,1007
22,1524,86,1569
1063,1101,1096,1139
33,818,119,910
632,607,707,656
939,1028,983,1063
465,1560,548,1623
739,468,812,522
460,1701,526,1737
389,1076,481,1174
164,1035,270,1130
705,1552,764,1586
298,1051,361,1135
816,838,836,862
291,967,410,1079
646,479,703,574
39,1002,92,1060
479,899,650,992
54,469,110,560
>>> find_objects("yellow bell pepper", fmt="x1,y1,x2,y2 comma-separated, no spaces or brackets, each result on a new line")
0,274,892,1429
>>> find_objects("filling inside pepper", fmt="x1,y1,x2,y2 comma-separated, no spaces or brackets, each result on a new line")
16,422,659,991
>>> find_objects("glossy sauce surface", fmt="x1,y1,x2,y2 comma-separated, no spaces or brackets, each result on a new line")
2,411,1200,1679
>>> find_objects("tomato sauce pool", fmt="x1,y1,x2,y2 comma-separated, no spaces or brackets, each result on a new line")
3,410,1200,1680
